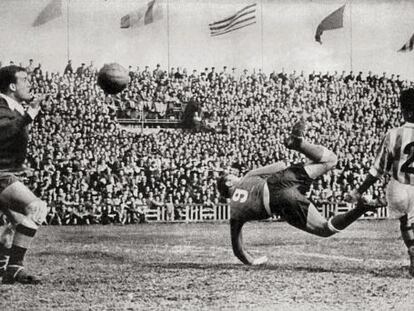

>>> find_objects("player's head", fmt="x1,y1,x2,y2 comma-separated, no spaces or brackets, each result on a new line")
400,88,414,122
0,65,31,101
217,173,239,199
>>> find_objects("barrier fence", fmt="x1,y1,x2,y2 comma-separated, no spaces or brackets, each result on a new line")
317,201,388,219
145,204,230,223
15,200,387,226
144,201,389,223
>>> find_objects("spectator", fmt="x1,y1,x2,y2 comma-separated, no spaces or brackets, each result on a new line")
76,63,86,76
64,60,73,75
0,59,401,226
26,59,35,74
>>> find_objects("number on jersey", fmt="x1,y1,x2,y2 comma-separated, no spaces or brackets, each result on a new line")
401,142,414,175
232,189,249,203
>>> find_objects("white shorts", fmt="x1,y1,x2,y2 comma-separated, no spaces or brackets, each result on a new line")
386,178,414,222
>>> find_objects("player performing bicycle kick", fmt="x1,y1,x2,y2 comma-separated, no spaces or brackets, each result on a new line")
217,117,383,265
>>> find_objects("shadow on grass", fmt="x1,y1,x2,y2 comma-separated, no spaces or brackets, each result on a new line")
139,261,412,279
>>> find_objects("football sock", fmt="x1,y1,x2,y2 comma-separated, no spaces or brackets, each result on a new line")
399,216,414,248
8,224,37,267
328,204,367,231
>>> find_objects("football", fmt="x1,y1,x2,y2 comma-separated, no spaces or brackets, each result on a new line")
97,63,130,95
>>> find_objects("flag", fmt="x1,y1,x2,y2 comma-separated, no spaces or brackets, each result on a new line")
32,0,62,27
120,0,163,29
209,3,257,37
398,33,414,52
315,5,345,44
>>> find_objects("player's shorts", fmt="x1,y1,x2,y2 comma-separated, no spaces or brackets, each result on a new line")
0,172,38,216
267,164,313,228
386,178,414,222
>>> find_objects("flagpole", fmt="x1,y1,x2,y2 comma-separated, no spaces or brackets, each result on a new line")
260,0,264,71
167,0,170,73
349,0,353,72
66,0,70,61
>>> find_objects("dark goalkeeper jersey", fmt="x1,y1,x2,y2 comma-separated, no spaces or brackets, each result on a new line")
230,175,269,221
0,97,33,170
229,164,314,221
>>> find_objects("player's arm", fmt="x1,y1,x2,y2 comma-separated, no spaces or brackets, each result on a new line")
230,219,268,265
347,134,391,201
245,162,287,178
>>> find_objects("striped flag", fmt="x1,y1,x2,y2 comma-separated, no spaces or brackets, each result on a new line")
32,0,62,27
398,33,414,52
209,3,257,37
315,5,345,44
121,0,163,29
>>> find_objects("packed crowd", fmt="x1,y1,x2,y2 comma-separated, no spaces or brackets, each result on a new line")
0,59,409,225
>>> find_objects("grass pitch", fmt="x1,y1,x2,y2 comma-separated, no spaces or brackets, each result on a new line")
1,220,414,311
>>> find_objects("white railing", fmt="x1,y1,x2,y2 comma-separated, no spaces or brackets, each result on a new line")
145,204,230,223
143,201,389,223
316,201,388,220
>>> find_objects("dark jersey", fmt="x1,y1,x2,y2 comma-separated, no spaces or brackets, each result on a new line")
230,165,313,222
230,175,269,221
0,97,33,169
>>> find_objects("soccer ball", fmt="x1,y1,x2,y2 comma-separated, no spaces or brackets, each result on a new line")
97,63,130,95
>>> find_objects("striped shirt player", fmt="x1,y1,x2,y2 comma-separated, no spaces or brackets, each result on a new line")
350,88,414,277
371,123,414,185
217,117,380,266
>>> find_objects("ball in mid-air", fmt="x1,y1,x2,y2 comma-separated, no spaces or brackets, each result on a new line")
97,63,130,95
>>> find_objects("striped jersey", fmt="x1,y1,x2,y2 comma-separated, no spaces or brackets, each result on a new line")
369,122,414,184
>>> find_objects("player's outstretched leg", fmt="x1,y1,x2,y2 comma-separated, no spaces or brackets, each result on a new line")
289,198,383,238
285,117,337,179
